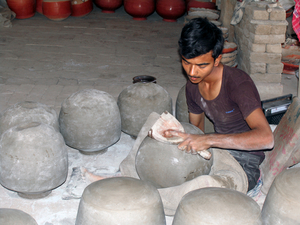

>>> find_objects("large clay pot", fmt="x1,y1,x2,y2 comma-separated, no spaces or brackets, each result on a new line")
94,0,122,13
175,84,189,123
173,187,261,225
117,79,172,137
0,122,68,199
75,177,166,225
42,0,71,21
0,101,59,136
7,0,36,19
124,0,155,21
136,122,213,188
59,89,121,153
261,167,300,224
71,0,93,17
187,0,216,12
0,208,38,225
156,0,186,22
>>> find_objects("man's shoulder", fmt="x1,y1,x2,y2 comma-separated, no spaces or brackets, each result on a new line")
223,65,253,84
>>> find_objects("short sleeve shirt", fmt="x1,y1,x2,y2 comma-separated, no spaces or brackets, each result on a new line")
186,65,262,135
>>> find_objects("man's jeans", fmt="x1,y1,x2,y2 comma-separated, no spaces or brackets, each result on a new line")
227,150,264,191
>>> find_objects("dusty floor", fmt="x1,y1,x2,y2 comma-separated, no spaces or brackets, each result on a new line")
0,4,299,225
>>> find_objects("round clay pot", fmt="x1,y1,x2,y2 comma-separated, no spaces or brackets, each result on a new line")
133,75,156,83
94,0,122,13
156,0,186,22
42,0,72,21
175,84,189,123
71,0,93,17
117,82,172,137
124,0,155,21
0,101,59,136
173,187,261,225
0,208,38,225
261,167,300,224
0,122,68,199
36,0,43,14
187,0,216,12
7,0,36,19
136,122,213,188
75,177,166,225
59,89,121,153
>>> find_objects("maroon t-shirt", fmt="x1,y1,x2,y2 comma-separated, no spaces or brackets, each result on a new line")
186,65,264,156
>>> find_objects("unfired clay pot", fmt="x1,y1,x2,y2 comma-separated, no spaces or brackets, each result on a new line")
0,208,38,225
59,89,121,153
136,122,213,188
261,167,300,224
0,122,68,198
75,177,166,225
117,82,172,137
175,84,189,123
172,187,262,225
0,101,59,136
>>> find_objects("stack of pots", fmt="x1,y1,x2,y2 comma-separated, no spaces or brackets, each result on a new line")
221,41,238,68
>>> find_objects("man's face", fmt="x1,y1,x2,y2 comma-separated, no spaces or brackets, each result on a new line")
181,51,220,84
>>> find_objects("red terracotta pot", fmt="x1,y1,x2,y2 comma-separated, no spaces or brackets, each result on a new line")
36,0,43,14
156,0,186,22
94,0,122,13
71,0,93,17
43,0,71,21
124,0,155,21
7,0,36,19
187,0,215,12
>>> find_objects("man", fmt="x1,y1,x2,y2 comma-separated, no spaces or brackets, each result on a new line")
165,17,274,191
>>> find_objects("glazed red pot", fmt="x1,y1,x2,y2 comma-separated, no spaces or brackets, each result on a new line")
187,0,216,12
7,0,36,19
156,0,186,22
124,0,155,20
71,0,93,17
43,0,71,21
94,0,122,13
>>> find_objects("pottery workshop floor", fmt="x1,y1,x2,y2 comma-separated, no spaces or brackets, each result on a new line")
0,5,299,225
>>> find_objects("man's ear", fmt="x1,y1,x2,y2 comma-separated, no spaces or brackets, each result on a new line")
214,54,222,67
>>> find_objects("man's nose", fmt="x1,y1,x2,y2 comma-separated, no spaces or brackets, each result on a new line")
189,65,197,76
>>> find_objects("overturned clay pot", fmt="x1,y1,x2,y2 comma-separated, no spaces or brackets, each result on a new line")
75,177,166,225
59,89,121,152
0,122,68,198
0,101,59,136
172,187,261,225
0,208,38,225
118,82,172,137
261,167,300,225
136,122,213,188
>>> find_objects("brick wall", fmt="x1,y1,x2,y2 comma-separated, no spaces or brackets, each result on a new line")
234,2,288,100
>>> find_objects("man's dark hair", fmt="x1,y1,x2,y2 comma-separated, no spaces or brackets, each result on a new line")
178,17,224,60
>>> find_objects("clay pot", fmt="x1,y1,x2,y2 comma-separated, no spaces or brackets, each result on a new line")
124,0,155,21
173,187,261,225
156,0,186,22
0,101,59,136
71,0,93,17
94,0,122,13
0,122,68,199
42,0,72,21
36,0,43,14
117,81,172,137
0,208,38,225
7,0,36,19
222,41,237,54
175,84,189,123
75,177,166,225
187,0,216,12
59,89,121,153
136,122,213,188
261,167,300,224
